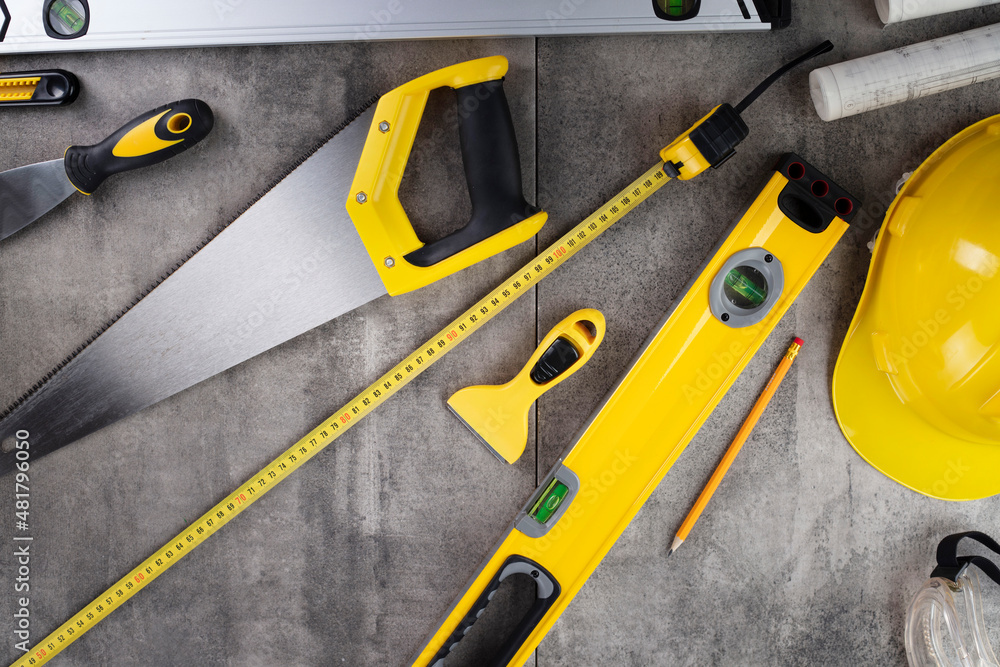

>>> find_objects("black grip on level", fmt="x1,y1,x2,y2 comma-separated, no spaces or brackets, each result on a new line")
774,152,860,233
430,556,560,666
65,98,214,194
403,79,538,267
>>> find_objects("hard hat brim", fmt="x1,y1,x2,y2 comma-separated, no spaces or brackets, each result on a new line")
833,316,1000,501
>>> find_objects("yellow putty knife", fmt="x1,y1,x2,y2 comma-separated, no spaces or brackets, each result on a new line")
447,309,605,464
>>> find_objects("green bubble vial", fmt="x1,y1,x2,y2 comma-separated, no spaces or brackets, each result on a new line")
529,479,569,524
723,265,767,309
49,0,86,36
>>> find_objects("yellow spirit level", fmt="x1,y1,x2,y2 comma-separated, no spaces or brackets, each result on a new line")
413,153,859,666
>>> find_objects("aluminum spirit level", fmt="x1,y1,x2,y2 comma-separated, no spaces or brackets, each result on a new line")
413,153,859,667
0,0,790,54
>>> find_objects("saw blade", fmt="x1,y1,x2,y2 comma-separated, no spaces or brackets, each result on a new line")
0,102,386,470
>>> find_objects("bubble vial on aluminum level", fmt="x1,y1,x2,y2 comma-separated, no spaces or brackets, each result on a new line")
48,0,87,36
654,0,698,17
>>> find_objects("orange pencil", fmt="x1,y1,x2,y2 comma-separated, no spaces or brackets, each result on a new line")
669,336,803,556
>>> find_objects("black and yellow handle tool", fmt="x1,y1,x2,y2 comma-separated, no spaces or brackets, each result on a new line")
0,98,213,241
415,153,860,667
62,99,214,194
8,44,834,667
0,69,79,106
448,309,606,464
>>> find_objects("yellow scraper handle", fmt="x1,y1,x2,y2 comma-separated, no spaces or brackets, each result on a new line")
347,56,547,296
448,308,606,464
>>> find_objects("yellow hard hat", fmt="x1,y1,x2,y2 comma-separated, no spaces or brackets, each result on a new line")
832,115,1000,501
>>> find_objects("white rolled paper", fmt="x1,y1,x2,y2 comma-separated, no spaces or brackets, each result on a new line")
809,22,1000,121
875,0,1000,24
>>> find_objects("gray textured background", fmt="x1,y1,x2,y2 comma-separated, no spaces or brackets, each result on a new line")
2,0,1000,665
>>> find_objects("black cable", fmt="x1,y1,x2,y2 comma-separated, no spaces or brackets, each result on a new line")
734,40,834,114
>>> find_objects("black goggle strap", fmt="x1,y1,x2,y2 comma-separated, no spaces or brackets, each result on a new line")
931,531,1000,587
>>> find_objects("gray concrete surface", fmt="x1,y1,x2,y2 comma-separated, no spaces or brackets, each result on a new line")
1,0,1000,664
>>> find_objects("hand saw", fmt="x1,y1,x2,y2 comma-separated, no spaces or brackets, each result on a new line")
414,153,860,667
0,55,546,471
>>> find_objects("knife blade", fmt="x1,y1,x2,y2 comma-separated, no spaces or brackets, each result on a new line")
0,56,547,470
0,98,213,241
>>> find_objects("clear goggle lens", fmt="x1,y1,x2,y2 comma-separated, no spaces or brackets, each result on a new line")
906,569,999,667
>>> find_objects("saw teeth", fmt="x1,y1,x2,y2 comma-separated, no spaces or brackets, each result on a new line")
0,95,381,427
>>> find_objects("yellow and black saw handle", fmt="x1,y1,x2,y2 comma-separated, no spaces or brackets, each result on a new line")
348,56,547,296
64,98,214,195
404,77,533,267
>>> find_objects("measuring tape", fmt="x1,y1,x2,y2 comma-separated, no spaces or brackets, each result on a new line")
14,162,672,667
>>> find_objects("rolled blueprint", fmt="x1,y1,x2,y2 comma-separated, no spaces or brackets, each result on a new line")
809,22,1000,121
875,0,1000,24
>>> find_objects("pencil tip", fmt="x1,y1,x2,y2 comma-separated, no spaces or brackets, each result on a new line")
669,535,683,555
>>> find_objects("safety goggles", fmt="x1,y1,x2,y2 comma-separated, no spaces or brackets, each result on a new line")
906,532,1000,667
